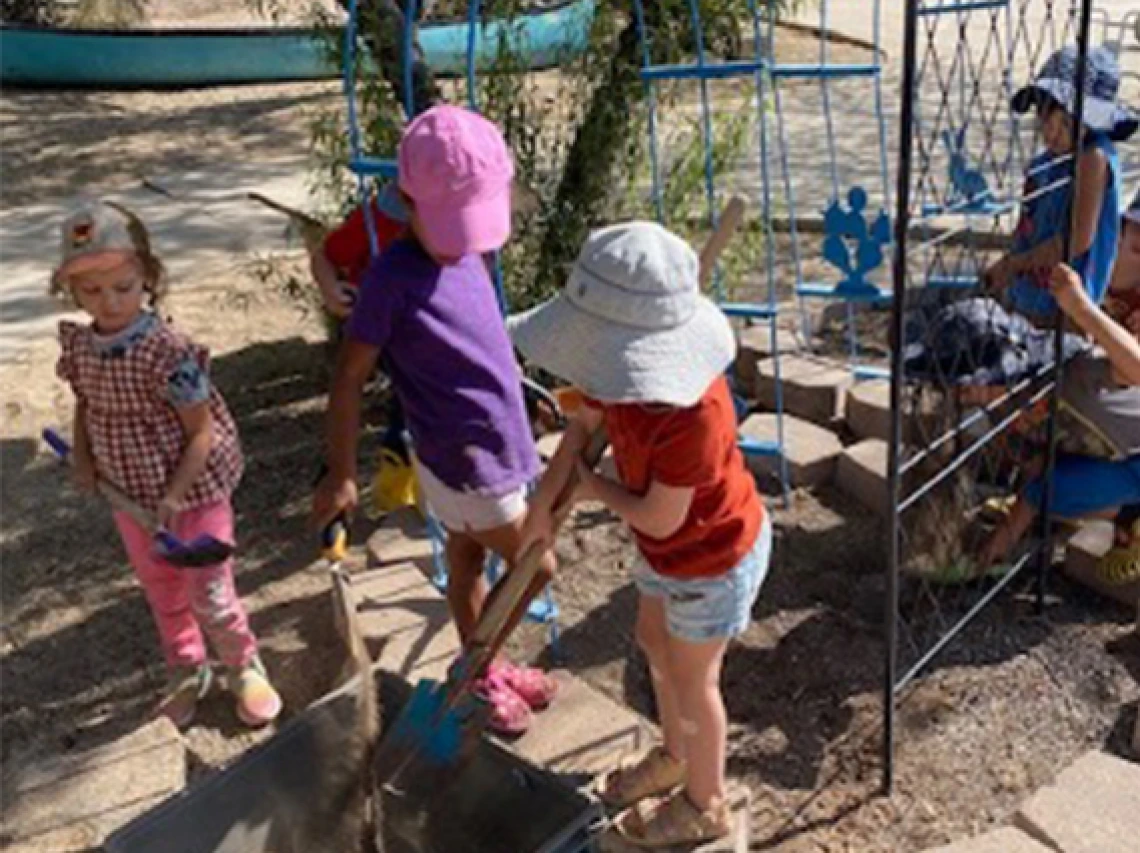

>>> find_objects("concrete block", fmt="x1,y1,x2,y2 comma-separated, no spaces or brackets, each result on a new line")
3,718,185,849
515,672,653,779
739,413,843,488
1063,521,1140,607
366,506,432,567
845,380,892,442
755,354,853,425
836,439,889,516
1015,750,1140,853
924,827,1051,853
734,324,801,398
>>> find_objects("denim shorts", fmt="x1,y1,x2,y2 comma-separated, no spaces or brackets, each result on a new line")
631,514,772,642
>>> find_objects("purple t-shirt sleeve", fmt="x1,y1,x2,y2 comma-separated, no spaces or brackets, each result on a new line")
346,255,406,348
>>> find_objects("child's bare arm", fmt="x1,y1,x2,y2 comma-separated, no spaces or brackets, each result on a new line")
313,339,380,525
161,402,213,525
578,463,694,541
520,405,603,551
1051,264,1140,385
310,248,353,319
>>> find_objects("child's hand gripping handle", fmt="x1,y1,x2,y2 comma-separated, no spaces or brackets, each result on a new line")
321,513,350,565
43,427,163,535
460,429,610,674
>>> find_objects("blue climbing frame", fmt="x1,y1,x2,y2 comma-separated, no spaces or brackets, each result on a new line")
630,0,895,503
341,0,560,642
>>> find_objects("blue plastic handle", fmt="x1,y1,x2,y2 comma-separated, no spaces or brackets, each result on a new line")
42,428,72,461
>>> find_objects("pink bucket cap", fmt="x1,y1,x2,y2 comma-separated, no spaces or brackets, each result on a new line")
398,105,514,257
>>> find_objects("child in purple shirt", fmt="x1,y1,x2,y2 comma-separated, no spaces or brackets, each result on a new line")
313,105,556,736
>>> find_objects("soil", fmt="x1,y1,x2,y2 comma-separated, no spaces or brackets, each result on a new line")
3,21,1139,853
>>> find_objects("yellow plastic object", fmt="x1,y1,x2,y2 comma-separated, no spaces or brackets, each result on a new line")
369,448,419,517
321,518,349,564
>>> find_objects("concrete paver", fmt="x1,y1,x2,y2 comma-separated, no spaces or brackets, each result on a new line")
844,379,892,442
836,438,889,516
1015,750,1140,853
755,354,853,425
739,412,843,487
1063,520,1140,607
3,718,185,850
924,826,1051,853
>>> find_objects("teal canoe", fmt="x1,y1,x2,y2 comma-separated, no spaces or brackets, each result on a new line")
0,0,594,88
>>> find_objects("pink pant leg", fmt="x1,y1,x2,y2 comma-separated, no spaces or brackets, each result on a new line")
114,511,206,669
171,501,259,668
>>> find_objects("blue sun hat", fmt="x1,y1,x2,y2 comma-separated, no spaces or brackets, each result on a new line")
1012,45,1138,142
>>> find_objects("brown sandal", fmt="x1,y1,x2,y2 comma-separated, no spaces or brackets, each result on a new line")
615,790,733,848
596,746,686,809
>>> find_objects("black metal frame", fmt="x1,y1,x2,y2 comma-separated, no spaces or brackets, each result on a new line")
885,0,1098,792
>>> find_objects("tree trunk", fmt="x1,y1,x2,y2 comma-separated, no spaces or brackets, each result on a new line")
532,3,659,300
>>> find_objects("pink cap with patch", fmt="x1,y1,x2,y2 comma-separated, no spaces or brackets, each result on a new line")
397,105,514,257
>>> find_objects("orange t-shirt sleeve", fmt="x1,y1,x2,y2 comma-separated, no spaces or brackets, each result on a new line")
649,408,720,489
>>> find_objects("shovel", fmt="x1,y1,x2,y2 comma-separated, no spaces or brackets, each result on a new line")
43,428,235,569
374,427,611,791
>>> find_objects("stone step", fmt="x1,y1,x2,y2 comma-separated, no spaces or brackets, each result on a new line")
845,379,892,442
836,438,889,516
3,718,185,852
1063,520,1140,608
924,826,1051,853
734,324,803,399
754,353,854,426
739,412,843,488
513,672,652,780
1014,750,1140,853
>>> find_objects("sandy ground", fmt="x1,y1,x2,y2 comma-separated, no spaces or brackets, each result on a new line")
2,11,1139,853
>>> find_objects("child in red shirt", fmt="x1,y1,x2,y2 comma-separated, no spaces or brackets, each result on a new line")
512,222,769,848
310,182,408,319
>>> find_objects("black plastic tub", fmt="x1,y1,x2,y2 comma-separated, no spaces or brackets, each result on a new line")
105,673,601,853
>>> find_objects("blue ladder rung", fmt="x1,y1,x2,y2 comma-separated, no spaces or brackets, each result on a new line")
720,302,779,320
796,282,893,304
920,199,1014,217
641,59,765,82
348,156,398,178
916,1,1010,16
853,365,890,381
927,275,978,290
769,63,881,79
737,438,782,457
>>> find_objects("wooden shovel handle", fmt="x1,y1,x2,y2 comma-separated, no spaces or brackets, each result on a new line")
699,196,746,289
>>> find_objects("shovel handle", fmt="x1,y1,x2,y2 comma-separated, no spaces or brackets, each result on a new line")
43,428,161,533
463,428,609,659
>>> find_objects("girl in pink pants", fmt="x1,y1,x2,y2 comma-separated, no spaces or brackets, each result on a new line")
53,199,281,729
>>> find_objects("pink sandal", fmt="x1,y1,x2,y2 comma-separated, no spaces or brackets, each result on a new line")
490,660,558,711
473,669,532,737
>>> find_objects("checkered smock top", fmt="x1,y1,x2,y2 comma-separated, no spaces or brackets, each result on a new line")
56,315,243,512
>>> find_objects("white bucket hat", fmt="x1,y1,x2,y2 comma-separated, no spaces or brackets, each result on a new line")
508,221,736,407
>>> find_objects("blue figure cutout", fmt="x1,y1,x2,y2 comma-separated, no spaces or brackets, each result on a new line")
821,186,891,299
943,127,993,212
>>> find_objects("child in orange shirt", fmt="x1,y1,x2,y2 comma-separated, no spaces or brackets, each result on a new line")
512,222,769,847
